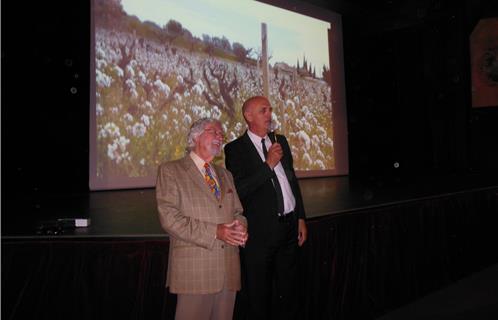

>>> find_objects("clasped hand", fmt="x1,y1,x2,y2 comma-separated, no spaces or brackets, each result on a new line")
266,143,283,169
216,220,248,247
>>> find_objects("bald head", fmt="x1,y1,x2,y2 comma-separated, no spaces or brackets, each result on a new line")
242,96,273,137
242,96,270,119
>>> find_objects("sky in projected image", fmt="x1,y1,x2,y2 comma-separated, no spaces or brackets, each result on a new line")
91,0,338,189
121,0,330,69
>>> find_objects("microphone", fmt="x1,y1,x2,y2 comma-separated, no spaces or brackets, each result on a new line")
269,120,279,143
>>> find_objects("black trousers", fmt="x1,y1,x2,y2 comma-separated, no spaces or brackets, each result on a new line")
239,216,299,320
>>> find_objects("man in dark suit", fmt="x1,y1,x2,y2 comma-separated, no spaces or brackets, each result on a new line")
224,96,307,320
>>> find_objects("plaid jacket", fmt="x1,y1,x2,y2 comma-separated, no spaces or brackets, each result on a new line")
156,155,246,294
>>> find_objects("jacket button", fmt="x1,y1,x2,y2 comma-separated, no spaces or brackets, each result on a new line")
219,205,222,208
221,244,225,249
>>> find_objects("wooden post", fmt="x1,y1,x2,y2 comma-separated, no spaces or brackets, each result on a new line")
261,23,270,99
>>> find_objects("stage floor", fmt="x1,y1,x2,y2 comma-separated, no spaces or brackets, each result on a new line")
3,172,498,239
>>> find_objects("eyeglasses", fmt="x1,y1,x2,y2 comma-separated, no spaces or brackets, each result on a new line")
204,127,225,139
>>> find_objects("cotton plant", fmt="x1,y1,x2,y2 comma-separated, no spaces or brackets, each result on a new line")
95,28,335,177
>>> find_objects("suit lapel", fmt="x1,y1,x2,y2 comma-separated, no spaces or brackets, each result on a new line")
247,131,294,185
180,156,220,202
241,131,265,165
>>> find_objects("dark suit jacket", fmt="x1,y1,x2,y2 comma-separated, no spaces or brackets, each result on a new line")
224,131,305,243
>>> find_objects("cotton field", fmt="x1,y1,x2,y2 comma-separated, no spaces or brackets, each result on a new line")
95,28,335,178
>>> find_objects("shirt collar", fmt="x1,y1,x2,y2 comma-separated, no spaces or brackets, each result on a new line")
247,129,268,145
189,151,208,173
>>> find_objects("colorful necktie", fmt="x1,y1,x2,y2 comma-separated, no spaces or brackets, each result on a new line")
204,163,221,200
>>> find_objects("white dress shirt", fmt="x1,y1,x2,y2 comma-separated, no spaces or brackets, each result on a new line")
247,130,296,214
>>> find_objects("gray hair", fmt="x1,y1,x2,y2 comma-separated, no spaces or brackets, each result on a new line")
186,118,221,152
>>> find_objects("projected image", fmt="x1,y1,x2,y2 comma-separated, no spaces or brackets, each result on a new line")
92,0,337,188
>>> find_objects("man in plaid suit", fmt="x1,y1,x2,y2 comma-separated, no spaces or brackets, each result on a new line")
156,118,248,320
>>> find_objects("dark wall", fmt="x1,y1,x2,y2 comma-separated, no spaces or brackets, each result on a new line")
342,0,498,181
344,1,498,180
2,1,90,198
1,1,497,202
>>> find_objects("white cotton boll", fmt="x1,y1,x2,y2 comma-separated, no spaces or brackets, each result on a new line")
172,107,178,115
177,75,184,84
123,113,133,122
104,122,121,138
126,79,136,90
162,114,168,121
138,71,147,85
286,99,295,110
174,92,182,101
183,114,192,125
291,145,298,155
132,122,146,137
98,127,107,139
116,136,130,152
295,118,302,129
315,159,325,169
96,104,104,116
131,89,138,99
192,82,204,95
303,152,312,166
96,70,112,88
325,138,333,147
154,79,170,96
199,109,211,118
141,114,150,126
297,130,311,150
270,114,281,131
140,158,145,166
305,111,314,121
114,65,124,78
96,47,106,59
212,106,222,120
126,64,135,78
107,143,118,160
312,135,320,147
96,59,107,69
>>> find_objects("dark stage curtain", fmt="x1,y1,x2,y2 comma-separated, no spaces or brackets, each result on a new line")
3,188,497,320
297,188,498,319
2,240,176,320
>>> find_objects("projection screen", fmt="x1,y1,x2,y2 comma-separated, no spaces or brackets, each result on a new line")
90,0,348,190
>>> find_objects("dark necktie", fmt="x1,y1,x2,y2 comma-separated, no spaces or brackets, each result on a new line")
261,138,285,215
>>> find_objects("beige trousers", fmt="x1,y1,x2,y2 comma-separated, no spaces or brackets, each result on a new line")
175,287,236,320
